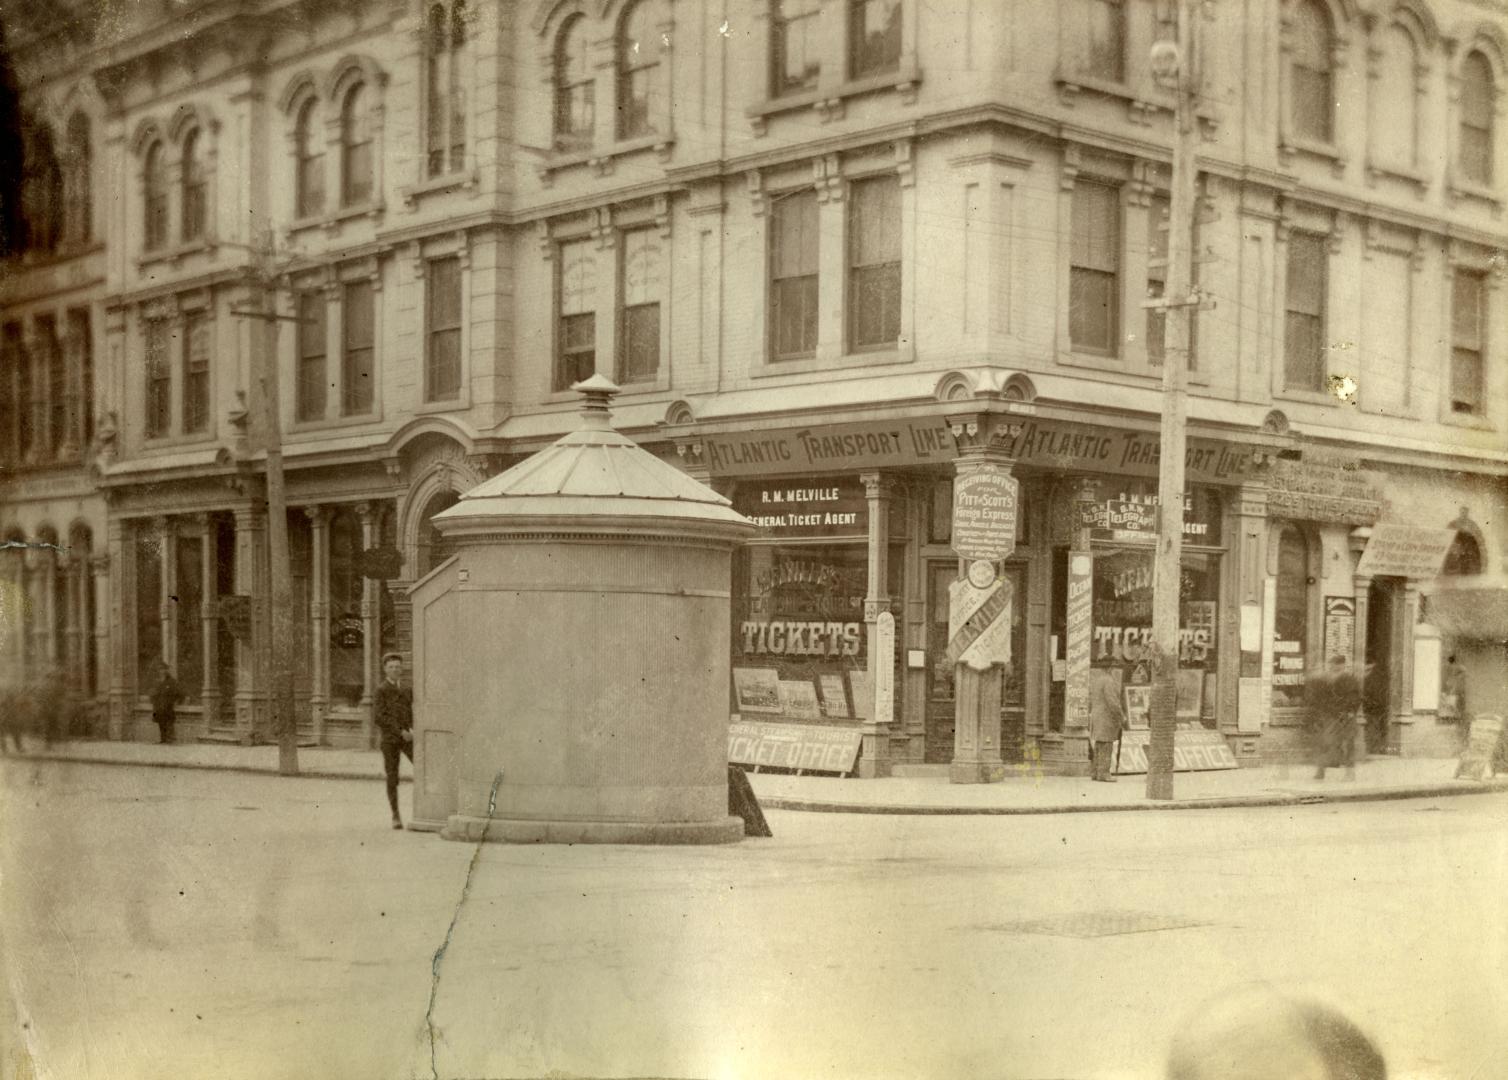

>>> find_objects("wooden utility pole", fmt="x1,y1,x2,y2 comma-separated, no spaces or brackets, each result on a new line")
1145,0,1204,800
232,236,300,776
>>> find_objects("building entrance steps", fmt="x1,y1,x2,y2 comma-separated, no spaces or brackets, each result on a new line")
11,739,1505,814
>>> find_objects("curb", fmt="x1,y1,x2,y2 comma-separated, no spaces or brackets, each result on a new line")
13,751,1504,814
760,780,1508,816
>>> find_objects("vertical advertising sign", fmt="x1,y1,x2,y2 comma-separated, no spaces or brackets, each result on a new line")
1323,596,1356,663
951,468,1019,561
874,612,896,726
1064,552,1093,728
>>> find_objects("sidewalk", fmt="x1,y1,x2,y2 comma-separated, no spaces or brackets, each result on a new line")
10,738,1506,814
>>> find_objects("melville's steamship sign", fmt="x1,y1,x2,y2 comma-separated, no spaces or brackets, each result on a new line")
701,417,1259,484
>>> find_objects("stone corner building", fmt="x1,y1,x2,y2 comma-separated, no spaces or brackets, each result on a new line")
1,0,1504,769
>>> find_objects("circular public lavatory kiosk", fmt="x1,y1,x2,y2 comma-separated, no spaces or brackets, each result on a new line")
408,376,755,844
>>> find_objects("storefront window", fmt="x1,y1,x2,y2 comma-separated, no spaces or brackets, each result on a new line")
135,535,161,690
176,535,202,703
328,508,364,706
730,542,902,723
1090,547,1221,729
1272,524,1309,709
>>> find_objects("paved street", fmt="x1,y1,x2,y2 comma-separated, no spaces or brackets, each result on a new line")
4,759,1505,1080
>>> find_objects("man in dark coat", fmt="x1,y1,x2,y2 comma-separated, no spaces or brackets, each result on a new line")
373,652,413,829
1089,668,1128,782
1305,655,1361,780
150,661,181,745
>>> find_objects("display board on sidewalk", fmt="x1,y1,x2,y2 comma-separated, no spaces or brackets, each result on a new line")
727,719,862,775
1113,729,1237,774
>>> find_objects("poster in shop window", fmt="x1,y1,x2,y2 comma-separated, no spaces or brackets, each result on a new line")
778,679,823,721
818,673,851,719
1323,596,1356,664
732,667,784,715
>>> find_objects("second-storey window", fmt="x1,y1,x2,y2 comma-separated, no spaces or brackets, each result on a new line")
181,129,206,242
144,142,168,251
617,1,663,139
848,175,900,350
340,84,373,207
1284,231,1327,392
426,257,463,402
68,308,92,448
1289,0,1334,144
619,228,662,382
296,291,326,422
1460,52,1496,187
426,0,468,177
554,15,595,147
771,0,822,98
770,189,819,360
1451,270,1485,416
181,312,209,434
144,320,171,439
39,317,63,457
0,325,18,465
64,112,90,244
295,99,325,219
341,280,374,415
556,238,597,391
1069,180,1120,356
849,0,901,80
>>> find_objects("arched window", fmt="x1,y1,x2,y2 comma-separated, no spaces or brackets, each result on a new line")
426,0,467,177
617,0,662,140
143,141,168,251
1273,524,1310,709
1442,532,1482,576
1289,0,1334,144
554,14,594,146
64,113,91,244
1373,26,1417,170
181,128,206,242
1460,51,1495,186
416,489,461,577
339,83,373,207
21,121,62,254
294,97,324,218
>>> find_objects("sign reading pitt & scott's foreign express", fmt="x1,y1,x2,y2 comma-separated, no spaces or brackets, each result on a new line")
951,468,1019,560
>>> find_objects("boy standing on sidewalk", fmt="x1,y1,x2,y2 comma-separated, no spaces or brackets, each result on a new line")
373,653,413,829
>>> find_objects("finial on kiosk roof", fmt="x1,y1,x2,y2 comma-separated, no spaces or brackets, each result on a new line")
573,374,621,430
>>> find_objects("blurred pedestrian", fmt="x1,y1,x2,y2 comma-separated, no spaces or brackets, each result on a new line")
1362,662,1388,754
150,660,181,745
0,681,26,754
1089,669,1127,782
1440,654,1468,749
1167,985,1386,1080
1305,655,1361,780
373,652,413,829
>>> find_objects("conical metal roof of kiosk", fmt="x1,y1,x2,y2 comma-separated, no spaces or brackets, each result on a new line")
432,375,754,538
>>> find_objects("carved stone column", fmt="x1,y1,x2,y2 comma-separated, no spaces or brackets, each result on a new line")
857,471,893,779
1394,582,1422,755
198,515,221,728
106,516,131,739
63,551,83,693
357,501,380,745
305,506,331,745
233,506,270,743
39,543,60,666
90,553,109,724
1231,481,1270,758
155,517,175,673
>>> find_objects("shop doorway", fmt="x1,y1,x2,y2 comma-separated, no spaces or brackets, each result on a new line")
1364,578,1400,753
924,560,1026,765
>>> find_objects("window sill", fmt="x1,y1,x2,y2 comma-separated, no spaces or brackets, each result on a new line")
401,167,480,208
141,430,217,450
751,343,913,379
1364,160,1429,196
285,201,386,239
1273,386,1343,409
746,63,921,135
1279,137,1346,178
137,237,218,271
287,411,380,434
611,375,671,397
1439,410,1495,431
1446,179,1502,211
1053,70,1172,127
412,396,468,416
536,133,675,185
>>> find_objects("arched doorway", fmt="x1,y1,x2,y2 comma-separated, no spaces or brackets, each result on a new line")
415,489,461,579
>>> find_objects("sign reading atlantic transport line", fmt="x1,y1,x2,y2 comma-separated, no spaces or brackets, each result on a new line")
951,468,1019,560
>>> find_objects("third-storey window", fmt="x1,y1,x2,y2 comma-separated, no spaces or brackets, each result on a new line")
181,311,209,434
340,84,373,207
1284,232,1327,392
1289,0,1335,144
426,0,468,177
848,175,900,350
618,228,661,382
849,0,901,80
556,238,597,391
1069,181,1120,356
770,188,819,359
1067,0,1124,82
1460,52,1496,187
617,1,663,139
144,320,171,439
144,141,168,251
294,99,324,219
426,257,462,402
341,280,374,415
181,128,206,242
1451,270,1486,416
296,291,327,422
771,0,822,97
554,15,594,147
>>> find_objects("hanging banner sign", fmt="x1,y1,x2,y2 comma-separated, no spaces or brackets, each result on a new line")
952,469,1019,560
701,418,1257,484
947,577,1013,671
1354,524,1456,579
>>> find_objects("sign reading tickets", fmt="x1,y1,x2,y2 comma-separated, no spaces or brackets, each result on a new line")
1355,524,1456,579
727,720,863,774
952,468,1019,560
